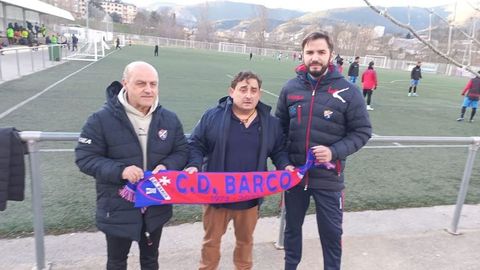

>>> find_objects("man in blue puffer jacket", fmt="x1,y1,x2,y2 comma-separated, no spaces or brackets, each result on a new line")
75,61,188,270
275,32,372,270
186,71,293,270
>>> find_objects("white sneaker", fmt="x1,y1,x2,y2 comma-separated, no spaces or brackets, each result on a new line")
408,93,412,97
367,105,374,111
413,93,418,96
456,117,464,122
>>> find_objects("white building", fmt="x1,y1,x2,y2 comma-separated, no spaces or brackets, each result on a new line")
100,0,136,24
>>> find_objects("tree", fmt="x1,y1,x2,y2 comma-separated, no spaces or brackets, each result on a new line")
196,2,213,41
133,10,149,35
110,12,122,23
88,0,106,20
250,5,269,48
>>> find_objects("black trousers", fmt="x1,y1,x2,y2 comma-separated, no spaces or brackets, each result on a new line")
106,224,163,270
284,185,343,270
363,89,373,105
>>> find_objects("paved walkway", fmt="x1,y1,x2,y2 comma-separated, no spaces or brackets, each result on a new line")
1,204,479,270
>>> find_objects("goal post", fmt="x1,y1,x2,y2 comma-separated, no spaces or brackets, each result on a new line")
218,42,247,54
65,38,107,62
363,55,388,68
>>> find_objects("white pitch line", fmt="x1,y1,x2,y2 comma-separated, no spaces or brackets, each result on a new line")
0,50,117,120
390,80,409,83
261,89,279,98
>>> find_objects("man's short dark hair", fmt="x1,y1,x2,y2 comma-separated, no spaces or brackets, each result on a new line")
355,56,360,60
301,31,334,52
230,71,262,89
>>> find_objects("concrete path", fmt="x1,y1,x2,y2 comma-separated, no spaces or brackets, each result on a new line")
1,204,479,270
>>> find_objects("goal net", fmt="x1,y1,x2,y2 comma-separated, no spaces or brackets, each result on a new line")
65,37,109,62
218,42,247,54
363,55,388,68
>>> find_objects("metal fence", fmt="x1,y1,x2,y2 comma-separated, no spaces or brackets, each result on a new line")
18,131,480,270
0,44,70,82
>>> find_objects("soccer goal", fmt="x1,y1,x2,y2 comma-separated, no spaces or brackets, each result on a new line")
363,55,388,68
65,38,109,62
218,42,247,54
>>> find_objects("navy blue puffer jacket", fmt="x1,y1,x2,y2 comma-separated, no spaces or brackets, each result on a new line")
275,64,372,191
75,81,188,241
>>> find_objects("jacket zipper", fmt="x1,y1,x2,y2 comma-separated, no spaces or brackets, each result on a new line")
304,79,321,190
336,160,341,176
297,105,302,124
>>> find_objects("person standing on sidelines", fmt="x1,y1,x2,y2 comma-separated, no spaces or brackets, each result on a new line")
186,71,293,270
347,56,360,83
116,37,121,50
456,71,480,122
75,61,188,270
154,45,159,56
71,34,78,51
361,61,378,111
408,61,422,96
276,31,372,270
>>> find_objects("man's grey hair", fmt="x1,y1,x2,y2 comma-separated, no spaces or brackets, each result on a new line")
122,61,158,81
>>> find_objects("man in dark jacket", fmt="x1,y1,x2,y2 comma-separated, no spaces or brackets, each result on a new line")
275,32,372,270
71,34,78,51
408,61,422,96
347,56,360,83
75,61,188,270
186,71,293,270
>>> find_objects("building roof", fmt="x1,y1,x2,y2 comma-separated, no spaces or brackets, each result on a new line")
1,0,75,21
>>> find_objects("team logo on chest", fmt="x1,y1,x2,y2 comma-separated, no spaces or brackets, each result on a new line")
328,86,349,103
324,110,333,119
158,129,168,140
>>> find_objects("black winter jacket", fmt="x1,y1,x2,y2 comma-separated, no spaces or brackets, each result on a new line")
75,81,188,241
411,66,422,80
275,65,372,191
0,128,25,211
187,97,291,207
347,62,360,77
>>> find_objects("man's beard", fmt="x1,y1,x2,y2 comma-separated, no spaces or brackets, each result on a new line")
308,66,328,78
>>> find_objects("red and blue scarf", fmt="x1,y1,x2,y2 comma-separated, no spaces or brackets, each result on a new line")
119,149,334,207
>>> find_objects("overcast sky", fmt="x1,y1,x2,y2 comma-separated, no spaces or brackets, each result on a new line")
126,0,462,12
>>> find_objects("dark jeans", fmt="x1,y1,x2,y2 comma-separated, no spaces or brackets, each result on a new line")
106,224,163,270
284,185,343,270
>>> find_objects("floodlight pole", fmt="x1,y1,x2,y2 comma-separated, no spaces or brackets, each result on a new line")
468,19,476,66
353,24,360,57
86,0,89,42
428,13,432,41
447,25,453,55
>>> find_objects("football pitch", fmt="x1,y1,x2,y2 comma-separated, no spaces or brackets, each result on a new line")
0,46,479,237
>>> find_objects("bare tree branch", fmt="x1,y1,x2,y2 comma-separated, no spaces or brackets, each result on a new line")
363,0,477,76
